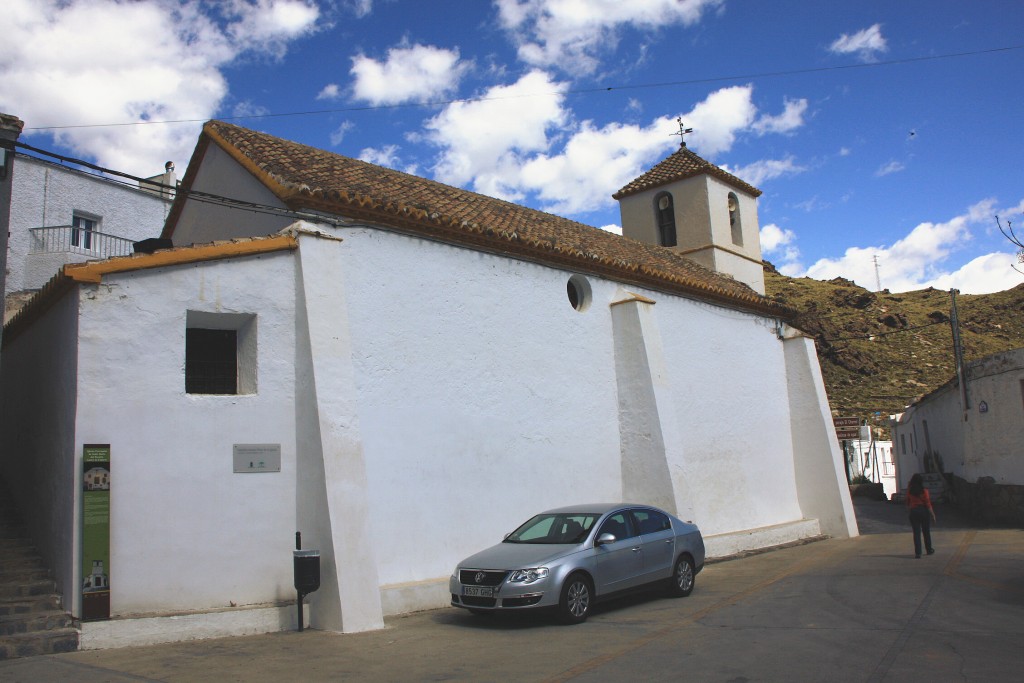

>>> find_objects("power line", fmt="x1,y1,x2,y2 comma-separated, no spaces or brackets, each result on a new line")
820,319,946,343
24,44,1024,131
13,141,346,226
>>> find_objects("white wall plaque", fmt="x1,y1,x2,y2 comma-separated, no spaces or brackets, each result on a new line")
233,444,281,473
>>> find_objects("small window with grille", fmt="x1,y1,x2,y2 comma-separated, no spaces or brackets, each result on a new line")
185,311,256,395
186,329,237,394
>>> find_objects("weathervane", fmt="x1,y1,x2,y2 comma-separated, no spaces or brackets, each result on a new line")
672,117,693,147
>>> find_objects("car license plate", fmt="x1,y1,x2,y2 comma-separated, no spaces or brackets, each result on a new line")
463,585,493,598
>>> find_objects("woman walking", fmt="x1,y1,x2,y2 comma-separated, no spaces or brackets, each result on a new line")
906,473,936,558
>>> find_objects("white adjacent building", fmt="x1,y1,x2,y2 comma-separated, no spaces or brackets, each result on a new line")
0,121,857,648
890,348,1024,521
5,152,175,301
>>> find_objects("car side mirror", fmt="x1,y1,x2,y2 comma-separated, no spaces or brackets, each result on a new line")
596,532,616,546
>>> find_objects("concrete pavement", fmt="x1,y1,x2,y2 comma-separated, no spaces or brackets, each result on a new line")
2,499,1022,682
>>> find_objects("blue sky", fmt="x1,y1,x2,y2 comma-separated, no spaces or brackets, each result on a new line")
3,0,1023,293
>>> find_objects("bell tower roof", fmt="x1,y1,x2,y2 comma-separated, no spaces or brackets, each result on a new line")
612,145,761,200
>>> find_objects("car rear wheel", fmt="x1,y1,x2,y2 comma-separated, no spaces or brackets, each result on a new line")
558,574,593,624
668,555,695,597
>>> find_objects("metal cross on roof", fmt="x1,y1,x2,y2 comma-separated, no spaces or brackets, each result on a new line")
673,117,693,147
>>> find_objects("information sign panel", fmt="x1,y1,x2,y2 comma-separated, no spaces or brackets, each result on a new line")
833,417,861,440
233,444,282,473
81,444,110,621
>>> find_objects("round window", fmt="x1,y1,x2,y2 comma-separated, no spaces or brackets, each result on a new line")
567,275,592,312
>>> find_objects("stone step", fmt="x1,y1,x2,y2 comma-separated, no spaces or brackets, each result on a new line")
0,552,48,569
0,595,63,618
0,478,78,661
0,627,79,660
0,536,34,548
0,547,46,562
0,565,53,583
0,578,57,600
0,610,74,637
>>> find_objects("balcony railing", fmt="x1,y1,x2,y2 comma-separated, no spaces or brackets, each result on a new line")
29,226,136,260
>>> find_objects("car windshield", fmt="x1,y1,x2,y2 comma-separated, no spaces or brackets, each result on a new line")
504,513,599,544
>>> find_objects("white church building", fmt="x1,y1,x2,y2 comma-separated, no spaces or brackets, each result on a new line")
0,121,856,648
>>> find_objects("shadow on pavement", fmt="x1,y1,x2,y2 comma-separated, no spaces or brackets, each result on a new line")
853,497,978,534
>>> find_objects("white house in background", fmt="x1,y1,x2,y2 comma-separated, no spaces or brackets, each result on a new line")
5,152,175,301
847,438,897,498
0,121,856,648
890,348,1024,518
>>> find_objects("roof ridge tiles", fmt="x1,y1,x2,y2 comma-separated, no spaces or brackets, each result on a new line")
195,120,792,319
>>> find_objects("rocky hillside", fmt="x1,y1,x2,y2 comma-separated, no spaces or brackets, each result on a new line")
763,265,1024,429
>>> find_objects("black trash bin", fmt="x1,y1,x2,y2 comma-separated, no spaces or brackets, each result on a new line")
294,549,320,631
294,550,321,593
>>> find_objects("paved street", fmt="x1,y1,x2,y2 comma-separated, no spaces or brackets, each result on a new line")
2,499,1022,682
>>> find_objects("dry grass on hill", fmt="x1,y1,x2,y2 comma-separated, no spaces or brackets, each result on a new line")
764,265,1024,429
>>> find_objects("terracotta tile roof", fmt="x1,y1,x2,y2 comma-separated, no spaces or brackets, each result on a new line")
2,235,297,348
169,121,790,318
612,144,761,199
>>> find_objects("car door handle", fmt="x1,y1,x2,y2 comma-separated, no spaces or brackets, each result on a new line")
664,539,673,544
631,546,641,552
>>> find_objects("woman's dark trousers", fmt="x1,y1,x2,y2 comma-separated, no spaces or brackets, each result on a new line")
909,507,933,557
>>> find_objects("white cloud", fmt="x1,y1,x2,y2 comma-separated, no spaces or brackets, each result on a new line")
344,0,373,17
231,100,271,119
875,160,905,177
600,224,623,235
317,83,342,100
760,223,802,272
677,85,756,156
799,199,1021,294
928,253,1021,294
515,118,676,213
829,23,887,62
752,98,808,135
726,156,805,187
226,0,321,57
329,121,355,146
425,81,805,216
425,70,569,197
0,0,320,176
359,144,401,168
350,43,470,106
495,0,724,74
760,223,796,252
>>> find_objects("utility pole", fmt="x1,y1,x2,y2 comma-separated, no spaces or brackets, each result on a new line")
949,289,969,414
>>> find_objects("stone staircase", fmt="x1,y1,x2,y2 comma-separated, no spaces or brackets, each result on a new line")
0,484,78,660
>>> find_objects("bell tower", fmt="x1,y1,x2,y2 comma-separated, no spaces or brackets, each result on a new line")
613,125,766,294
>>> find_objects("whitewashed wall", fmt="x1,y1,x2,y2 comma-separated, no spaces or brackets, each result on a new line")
890,382,963,491
323,225,841,586
73,250,298,616
893,349,1024,487
2,218,854,637
333,227,624,588
7,156,172,294
961,349,1024,483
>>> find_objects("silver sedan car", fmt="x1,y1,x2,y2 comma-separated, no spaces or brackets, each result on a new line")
449,503,705,623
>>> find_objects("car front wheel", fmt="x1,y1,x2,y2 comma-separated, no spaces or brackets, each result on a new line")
668,555,695,597
558,574,593,624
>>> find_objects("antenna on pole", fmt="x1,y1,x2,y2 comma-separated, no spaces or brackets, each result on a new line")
873,255,882,292
672,117,693,147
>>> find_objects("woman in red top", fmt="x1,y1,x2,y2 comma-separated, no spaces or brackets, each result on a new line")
906,473,936,558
